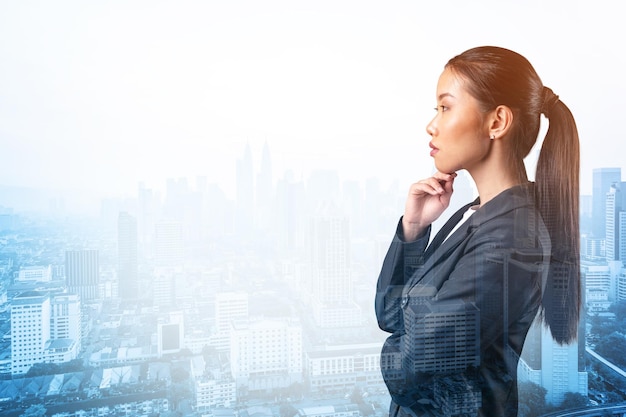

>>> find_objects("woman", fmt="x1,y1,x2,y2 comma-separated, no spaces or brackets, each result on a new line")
375,46,581,416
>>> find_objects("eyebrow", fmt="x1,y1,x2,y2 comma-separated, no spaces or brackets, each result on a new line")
438,92,455,101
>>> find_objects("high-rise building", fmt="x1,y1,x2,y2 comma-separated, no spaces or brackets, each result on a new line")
401,300,481,415
275,172,306,253
255,141,273,231
229,317,302,391
118,211,138,299
617,268,626,301
154,220,184,266
137,182,160,244
605,182,626,263
581,261,611,293
152,267,176,309
605,183,621,261
10,291,81,375
65,249,99,302
581,234,605,260
519,322,588,405
309,202,361,328
50,293,81,344
164,177,190,221
310,202,351,304
620,211,626,263
592,168,621,238
402,300,480,374
157,311,184,356
236,143,254,233
519,261,588,405
11,291,51,375
214,292,248,351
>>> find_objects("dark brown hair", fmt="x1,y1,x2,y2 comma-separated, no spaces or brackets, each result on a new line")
446,46,581,344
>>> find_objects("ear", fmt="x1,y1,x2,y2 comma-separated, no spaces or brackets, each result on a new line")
487,105,514,140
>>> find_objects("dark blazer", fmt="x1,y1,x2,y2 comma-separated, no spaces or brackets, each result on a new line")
375,183,551,417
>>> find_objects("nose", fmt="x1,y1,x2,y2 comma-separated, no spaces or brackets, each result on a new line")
426,115,437,137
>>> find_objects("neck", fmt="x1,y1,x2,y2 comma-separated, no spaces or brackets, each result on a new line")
468,154,527,206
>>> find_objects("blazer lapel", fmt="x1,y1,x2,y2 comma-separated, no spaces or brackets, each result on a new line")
403,200,478,296
401,183,537,299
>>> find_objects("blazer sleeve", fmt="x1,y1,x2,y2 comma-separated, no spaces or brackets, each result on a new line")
375,217,431,334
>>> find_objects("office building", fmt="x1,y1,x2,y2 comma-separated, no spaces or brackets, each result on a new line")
309,202,361,328
519,260,588,405
10,291,51,375
194,376,237,411
605,184,620,261
214,291,248,351
16,265,52,283
118,211,138,299
402,300,480,374
157,311,184,357
50,293,82,347
229,317,302,391
152,267,177,309
65,249,99,302
519,322,588,405
255,141,274,232
154,220,184,266
10,291,81,375
236,143,254,233
593,168,621,238
305,343,382,393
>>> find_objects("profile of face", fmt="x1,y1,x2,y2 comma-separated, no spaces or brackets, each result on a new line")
426,68,493,175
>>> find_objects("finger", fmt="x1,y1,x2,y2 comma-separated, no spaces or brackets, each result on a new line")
415,178,446,194
432,171,457,182
442,176,454,194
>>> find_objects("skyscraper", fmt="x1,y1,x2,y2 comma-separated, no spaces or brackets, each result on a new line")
403,300,480,374
605,182,626,263
605,184,619,261
519,322,588,405
229,317,303,391
118,211,138,300
309,202,361,328
10,291,51,375
592,168,621,238
154,220,184,266
255,141,273,232
65,249,99,302
10,291,81,375
236,143,254,233
50,293,82,354
214,291,248,351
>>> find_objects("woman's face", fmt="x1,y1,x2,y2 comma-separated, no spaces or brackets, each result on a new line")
426,68,492,174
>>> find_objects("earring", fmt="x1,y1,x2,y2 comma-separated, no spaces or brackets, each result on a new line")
490,135,495,140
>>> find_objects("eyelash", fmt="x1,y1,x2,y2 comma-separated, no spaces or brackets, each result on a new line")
434,105,448,112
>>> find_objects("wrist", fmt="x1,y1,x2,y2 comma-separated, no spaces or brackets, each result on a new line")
401,218,427,242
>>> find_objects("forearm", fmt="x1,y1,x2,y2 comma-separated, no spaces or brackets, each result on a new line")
375,218,430,333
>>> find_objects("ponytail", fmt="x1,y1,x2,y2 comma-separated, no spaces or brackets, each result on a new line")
446,47,582,344
535,87,581,345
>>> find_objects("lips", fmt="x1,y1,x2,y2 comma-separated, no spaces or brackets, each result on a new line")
429,142,439,157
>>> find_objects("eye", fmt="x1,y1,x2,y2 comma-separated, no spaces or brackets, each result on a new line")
434,105,448,112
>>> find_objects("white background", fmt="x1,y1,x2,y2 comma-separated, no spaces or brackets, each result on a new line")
0,0,623,206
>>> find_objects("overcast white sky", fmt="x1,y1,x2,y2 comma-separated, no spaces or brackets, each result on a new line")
0,0,624,202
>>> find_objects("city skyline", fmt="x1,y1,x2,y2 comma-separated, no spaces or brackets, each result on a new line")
1,160,626,414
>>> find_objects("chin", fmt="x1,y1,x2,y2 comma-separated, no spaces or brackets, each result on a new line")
434,161,458,175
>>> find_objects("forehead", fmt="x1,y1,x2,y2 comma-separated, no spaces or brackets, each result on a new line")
436,68,468,98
